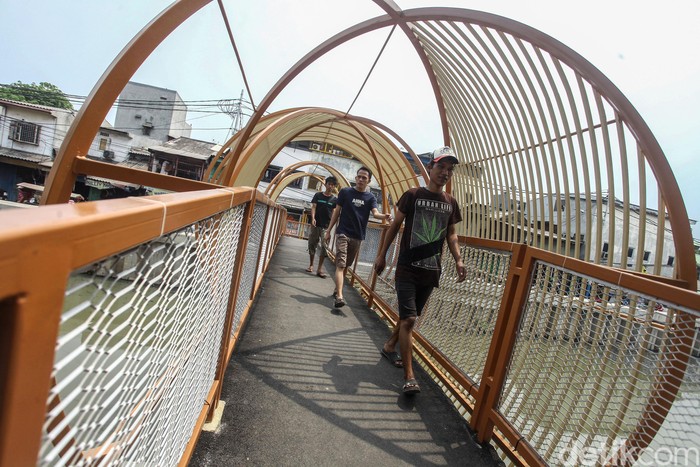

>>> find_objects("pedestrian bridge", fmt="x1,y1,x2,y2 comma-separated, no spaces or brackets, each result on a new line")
2,189,699,466
3,1,700,466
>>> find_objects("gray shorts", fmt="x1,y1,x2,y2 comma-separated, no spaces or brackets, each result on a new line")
334,234,361,269
307,225,328,257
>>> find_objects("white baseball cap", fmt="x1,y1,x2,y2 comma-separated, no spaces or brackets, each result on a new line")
430,146,459,164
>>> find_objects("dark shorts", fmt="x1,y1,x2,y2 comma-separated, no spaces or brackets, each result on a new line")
307,225,328,257
396,279,434,320
335,234,361,269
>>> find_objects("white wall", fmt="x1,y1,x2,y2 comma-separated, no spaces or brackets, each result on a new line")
0,103,74,157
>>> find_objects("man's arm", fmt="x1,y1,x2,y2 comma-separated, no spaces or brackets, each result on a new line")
310,202,317,226
373,210,406,275
446,223,466,282
371,207,392,223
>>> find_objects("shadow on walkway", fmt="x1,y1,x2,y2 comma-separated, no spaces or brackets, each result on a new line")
190,236,502,466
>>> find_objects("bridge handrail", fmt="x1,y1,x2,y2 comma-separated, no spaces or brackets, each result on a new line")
0,188,286,466
337,225,700,466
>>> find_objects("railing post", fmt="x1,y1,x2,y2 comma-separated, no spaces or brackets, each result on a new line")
0,249,71,466
470,244,536,444
367,226,388,308
208,192,255,421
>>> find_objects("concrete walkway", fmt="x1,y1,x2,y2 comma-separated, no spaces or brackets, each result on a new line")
190,236,502,466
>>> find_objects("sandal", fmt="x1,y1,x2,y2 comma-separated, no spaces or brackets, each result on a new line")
381,349,403,368
305,266,314,273
403,378,421,395
316,271,327,278
334,296,345,308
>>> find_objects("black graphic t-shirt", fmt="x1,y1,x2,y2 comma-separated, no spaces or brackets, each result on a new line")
311,192,337,228
395,187,461,287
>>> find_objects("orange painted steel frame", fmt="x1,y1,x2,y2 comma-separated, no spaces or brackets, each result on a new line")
0,187,284,466
36,0,697,463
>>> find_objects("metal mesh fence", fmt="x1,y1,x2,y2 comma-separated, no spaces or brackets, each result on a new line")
499,261,700,466
353,225,383,284
257,205,272,281
233,202,265,335
372,230,402,311
40,206,244,466
417,244,512,389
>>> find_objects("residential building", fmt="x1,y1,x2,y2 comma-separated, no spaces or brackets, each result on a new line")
0,98,74,201
114,82,192,150
517,193,695,278
149,136,217,181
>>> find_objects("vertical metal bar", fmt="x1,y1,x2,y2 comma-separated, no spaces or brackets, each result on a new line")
208,197,254,420
0,251,71,466
470,243,531,440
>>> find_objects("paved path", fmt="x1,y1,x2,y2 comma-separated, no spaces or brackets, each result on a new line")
190,236,502,466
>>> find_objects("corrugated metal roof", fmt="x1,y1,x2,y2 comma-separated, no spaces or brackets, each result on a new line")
149,137,216,161
0,98,59,114
0,147,52,163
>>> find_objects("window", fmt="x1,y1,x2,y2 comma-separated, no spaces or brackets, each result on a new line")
643,250,651,261
99,137,110,151
667,256,674,266
627,247,635,257
9,121,40,145
601,242,609,260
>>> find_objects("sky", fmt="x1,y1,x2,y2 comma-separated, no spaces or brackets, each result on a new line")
1,0,699,235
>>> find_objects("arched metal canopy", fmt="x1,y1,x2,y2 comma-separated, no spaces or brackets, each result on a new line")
38,2,698,460
43,1,693,286
266,172,324,202
208,107,422,208
263,161,350,200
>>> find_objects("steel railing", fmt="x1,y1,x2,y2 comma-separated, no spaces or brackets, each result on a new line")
333,225,700,466
2,196,699,466
0,187,285,466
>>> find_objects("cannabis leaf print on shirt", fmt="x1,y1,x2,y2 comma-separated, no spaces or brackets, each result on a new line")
409,198,452,270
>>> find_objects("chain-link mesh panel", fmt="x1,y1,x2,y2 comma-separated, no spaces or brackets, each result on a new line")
40,206,244,466
499,261,700,466
372,230,402,312
233,202,265,335
257,205,271,282
417,244,512,389
353,226,383,283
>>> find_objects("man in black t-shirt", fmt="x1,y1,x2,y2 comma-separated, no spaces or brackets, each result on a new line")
307,176,337,278
374,147,466,395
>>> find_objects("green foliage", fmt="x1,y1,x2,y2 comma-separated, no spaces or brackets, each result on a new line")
0,81,73,110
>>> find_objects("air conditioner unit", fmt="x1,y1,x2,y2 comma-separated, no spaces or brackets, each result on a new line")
311,143,321,151
103,150,115,160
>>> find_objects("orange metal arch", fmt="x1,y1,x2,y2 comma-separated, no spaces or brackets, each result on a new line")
218,107,417,206
251,118,385,208
43,0,212,204
42,2,692,287
264,161,350,197
266,173,324,202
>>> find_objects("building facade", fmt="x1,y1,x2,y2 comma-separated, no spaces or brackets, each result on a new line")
113,82,192,150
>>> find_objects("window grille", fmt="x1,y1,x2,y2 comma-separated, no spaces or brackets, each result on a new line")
9,120,40,145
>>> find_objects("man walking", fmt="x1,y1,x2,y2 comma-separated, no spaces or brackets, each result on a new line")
307,176,338,278
374,147,466,395
325,166,392,308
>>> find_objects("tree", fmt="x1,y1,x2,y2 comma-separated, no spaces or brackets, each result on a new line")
0,81,73,110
